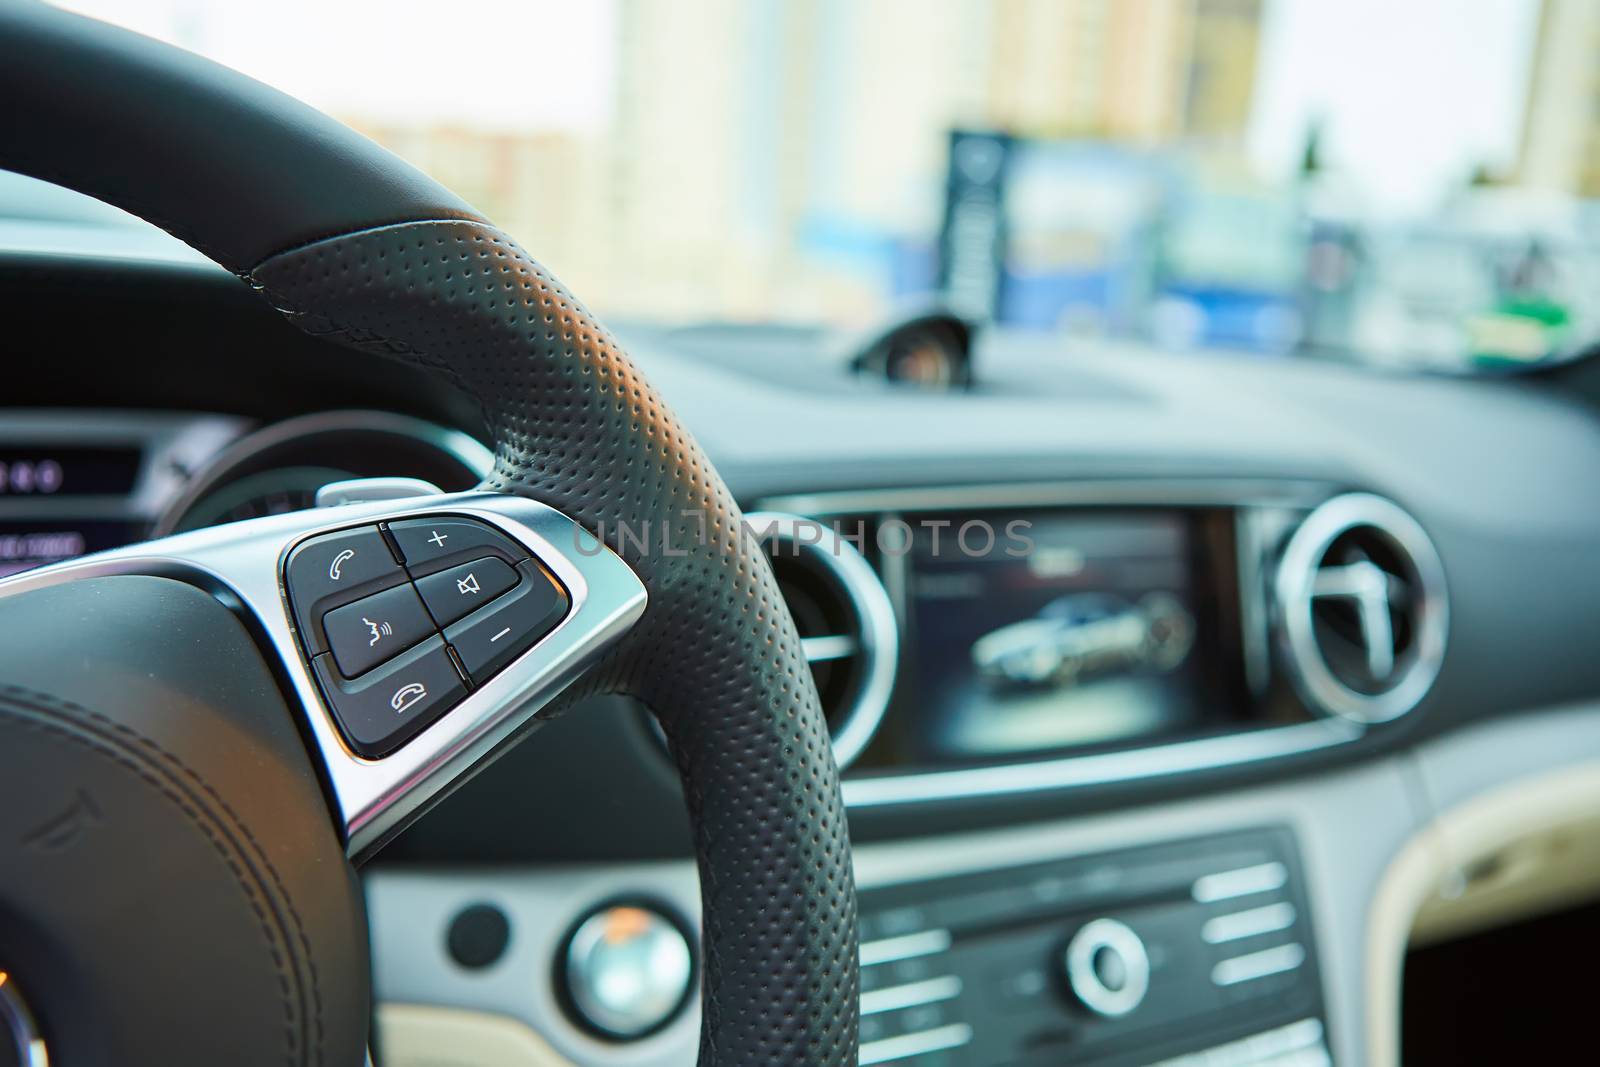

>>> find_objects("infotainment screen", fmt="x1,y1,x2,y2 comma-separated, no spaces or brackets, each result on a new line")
899,509,1244,763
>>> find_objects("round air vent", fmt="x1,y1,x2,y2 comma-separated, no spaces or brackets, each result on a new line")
745,511,898,769
1274,493,1448,723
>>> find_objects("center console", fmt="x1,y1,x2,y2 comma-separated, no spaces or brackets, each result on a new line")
856,826,1328,1066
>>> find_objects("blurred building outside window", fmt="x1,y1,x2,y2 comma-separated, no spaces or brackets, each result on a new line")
55,0,1600,370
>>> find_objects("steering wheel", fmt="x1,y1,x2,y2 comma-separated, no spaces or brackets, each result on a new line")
0,5,858,1066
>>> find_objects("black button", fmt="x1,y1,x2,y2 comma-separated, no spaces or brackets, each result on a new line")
445,561,570,684
312,637,467,758
388,517,528,577
323,583,436,678
416,557,519,627
284,525,406,652
447,903,512,970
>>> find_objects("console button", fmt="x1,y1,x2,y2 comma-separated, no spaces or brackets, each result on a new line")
416,557,519,627
388,517,528,577
448,903,512,970
284,525,406,651
562,904,693,1039
323,583,436,678
1064,918,1149,1018
445,561,570,684
312,636,468,758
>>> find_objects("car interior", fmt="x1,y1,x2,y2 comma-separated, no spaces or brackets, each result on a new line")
3,2,1600,1066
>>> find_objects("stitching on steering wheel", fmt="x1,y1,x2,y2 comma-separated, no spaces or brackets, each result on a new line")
0,685,323,1067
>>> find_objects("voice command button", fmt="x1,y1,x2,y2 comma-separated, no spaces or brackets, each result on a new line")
323,583,435,679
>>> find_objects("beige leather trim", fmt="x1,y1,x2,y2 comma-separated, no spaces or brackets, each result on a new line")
1366,762,1600,1067
376,1003,577,1067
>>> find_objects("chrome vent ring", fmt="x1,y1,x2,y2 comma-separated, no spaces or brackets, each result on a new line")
745,511,898,769
1275,493,1448,723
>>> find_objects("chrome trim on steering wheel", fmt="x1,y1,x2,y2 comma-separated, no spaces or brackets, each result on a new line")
0,970,50,1067
0,492,647,857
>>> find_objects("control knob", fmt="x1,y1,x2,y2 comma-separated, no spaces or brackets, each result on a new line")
1063,917,1149,1018
561,904,694,1039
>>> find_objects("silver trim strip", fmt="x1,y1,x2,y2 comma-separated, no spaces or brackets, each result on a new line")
744,511,898,772
1257,1018,1325,1055
858,975,963,1016
1193,861,1289,903
1211,942,1307,986
1152,1017,1325,1067
844,720,1361,807
859,928,952,966
0,491,647,857
858,1023,974,1065
1201,902,1297,944
759,478,1330,517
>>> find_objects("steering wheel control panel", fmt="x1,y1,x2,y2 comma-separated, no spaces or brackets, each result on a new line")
854,827,1327,1066
283,515,570,758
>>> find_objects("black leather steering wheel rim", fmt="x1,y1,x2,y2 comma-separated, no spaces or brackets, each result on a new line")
0,4,859,1066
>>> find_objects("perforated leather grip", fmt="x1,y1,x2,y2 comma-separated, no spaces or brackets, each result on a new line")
251,222,859,1066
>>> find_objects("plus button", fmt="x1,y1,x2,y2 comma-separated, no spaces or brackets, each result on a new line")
427,530,449,549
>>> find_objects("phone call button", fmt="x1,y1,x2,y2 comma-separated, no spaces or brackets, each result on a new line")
311,636,467,758
284,525,406,653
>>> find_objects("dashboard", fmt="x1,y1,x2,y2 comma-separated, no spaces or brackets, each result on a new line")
5,241,1600,1067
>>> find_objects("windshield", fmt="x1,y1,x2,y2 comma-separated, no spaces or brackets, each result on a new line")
49,0,1600,371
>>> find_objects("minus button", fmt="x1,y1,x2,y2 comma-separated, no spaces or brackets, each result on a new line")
443,559,570,685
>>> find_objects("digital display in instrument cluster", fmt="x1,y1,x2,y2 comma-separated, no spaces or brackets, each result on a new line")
0,446,147,577
903,509,1246,763
0,447,142,496
0,520,145,578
